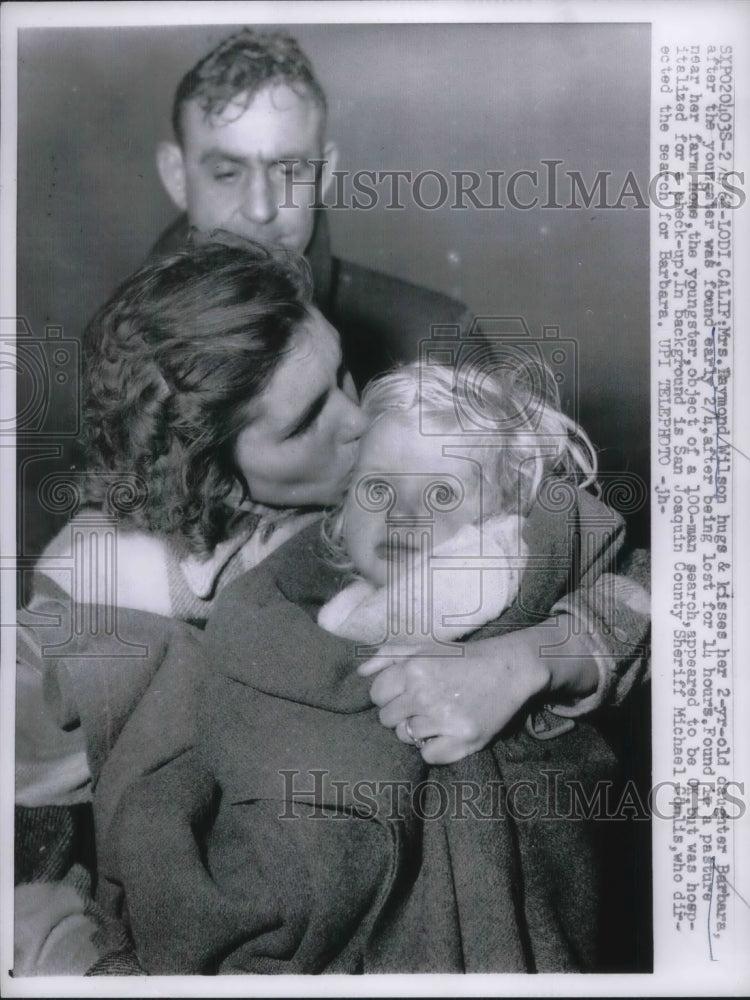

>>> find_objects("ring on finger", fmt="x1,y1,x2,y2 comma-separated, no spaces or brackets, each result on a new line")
404,717,427,750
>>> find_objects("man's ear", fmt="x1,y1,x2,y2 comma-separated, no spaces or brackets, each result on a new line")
319,140,340,201
156,141,188,211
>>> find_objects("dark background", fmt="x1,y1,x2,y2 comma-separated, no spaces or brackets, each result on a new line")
14,20,653,972
16,21,651,558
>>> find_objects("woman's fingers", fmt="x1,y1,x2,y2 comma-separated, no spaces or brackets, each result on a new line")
395,719,413,744
369,657,451,725
368,657,492,763
356,652,393,678
395,716,438,749
377,692,415,728
356,643,416,677
418,736,476,766
394,722,484,764
361,634,561,765
368,664,408,708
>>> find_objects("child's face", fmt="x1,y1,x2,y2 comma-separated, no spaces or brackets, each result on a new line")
342,413,485,586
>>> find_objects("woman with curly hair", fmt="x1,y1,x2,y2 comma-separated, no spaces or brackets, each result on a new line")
39,239,366,620
15,239,648,975
15,238,367,973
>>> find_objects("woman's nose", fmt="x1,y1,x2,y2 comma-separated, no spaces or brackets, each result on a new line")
340,395,369,441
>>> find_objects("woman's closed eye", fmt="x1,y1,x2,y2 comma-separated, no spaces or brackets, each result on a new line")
286,361,353,440
285,393,327,439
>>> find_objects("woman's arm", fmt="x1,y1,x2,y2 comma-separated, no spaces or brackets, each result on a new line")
358,544,651,765
358,618,600,765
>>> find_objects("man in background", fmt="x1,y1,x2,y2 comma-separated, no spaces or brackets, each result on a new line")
153,28,469,389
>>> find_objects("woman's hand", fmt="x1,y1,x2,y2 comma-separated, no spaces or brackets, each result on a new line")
357,620,600,764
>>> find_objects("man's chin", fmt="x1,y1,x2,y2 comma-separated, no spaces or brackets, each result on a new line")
216,228,307,254
273,233,311,254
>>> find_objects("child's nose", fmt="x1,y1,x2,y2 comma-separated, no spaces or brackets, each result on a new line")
390,489,422,521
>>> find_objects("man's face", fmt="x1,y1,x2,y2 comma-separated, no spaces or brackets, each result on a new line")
233,309,368,508
163,84,336,253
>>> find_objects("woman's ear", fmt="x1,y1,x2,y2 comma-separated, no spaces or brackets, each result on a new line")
156,141,188,211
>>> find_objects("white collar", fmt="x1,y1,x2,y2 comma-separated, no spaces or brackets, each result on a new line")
178,518,259,599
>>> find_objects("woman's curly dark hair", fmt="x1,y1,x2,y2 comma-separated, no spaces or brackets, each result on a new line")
83,240,312,555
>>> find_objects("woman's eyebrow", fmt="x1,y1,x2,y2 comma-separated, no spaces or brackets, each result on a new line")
283,389,329,439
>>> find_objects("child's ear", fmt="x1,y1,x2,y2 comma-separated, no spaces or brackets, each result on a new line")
156,141,188,211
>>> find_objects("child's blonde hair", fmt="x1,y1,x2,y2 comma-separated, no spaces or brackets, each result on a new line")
323,356,597,570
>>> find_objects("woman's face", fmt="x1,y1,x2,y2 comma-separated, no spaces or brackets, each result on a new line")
234,309,368,508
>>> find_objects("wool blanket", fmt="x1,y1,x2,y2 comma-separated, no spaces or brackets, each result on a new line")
94,491,628,973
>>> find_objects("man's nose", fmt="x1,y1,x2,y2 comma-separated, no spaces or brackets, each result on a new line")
240,170,278,225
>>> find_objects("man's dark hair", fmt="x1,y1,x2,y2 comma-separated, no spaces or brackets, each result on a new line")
172,29,327,146
83,239,313,555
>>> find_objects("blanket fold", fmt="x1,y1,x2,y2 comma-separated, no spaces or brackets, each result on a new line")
94,499,623,973
16,487,638,974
